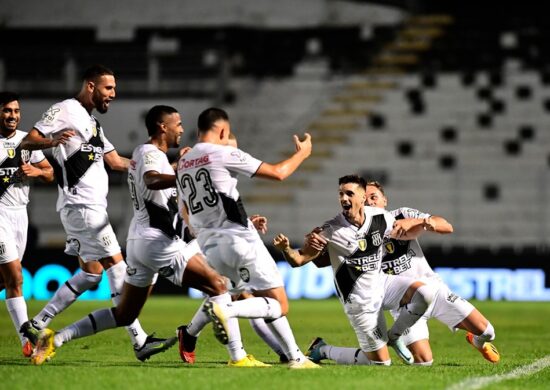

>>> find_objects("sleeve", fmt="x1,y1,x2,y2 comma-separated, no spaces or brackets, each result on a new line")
29,150,46,164
100,130,115,154
33,103,68,137
399,207,431,220
142,149,165,174
222,146,263,177
383,210,396,237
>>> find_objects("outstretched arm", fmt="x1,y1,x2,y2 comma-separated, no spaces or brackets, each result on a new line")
391,215,453,239
273,233,321,267
104,150,130,172
21,128,75,150
254,133,312,181
143,171,176,190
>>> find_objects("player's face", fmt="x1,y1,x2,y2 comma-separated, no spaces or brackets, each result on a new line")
0,100,20,136
365,185,387,209
91,75,116,114
163,112,184,148
339,182,366,219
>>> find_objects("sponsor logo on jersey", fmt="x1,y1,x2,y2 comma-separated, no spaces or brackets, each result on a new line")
0,167,18,176
42,107,60,123
358,239,367,251
179,155,210,169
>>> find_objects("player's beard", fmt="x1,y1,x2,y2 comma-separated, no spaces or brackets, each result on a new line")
93,92,110,114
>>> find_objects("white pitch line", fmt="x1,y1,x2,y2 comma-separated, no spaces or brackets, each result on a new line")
446,355,550,390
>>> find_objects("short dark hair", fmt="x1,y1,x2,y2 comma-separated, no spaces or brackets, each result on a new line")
81,64,115,82
145,105,178,136
339,174,367,188
0,91,19,106
197,107,229,133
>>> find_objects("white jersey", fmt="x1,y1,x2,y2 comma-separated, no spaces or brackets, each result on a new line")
175,142,262,236
320,206,395,311
127,144,179,240
381,207,440,282
33,98,115,211
0,130,46,208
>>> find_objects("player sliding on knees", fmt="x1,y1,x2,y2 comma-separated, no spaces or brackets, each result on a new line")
273,174,436,366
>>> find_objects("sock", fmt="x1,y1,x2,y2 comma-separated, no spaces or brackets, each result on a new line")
32,271,102,329
186,298,210,337
322,345,374,365
209,294,246,361
54,308,117,347
106,261,147,349
223,297,282,319
413,360,433,366
265,316,305,362
472,322,496,348
249,318,285,358
389,285,434,340
6,296,28,345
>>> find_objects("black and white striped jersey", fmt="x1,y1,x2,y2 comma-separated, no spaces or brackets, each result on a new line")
0,130,45,207
34,98,115,211
127,144,178,240
320,206,395,310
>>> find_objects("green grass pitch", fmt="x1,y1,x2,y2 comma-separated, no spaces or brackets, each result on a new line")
1,298,550,389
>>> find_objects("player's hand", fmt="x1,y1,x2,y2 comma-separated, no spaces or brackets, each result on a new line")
18,162,42,178
273,233,290,251
250,214,268,234
178,146,192,158
293,133,312,158
52,129,75,146
304,231,327,252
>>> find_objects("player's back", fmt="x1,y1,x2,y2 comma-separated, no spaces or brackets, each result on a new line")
176,142,261,234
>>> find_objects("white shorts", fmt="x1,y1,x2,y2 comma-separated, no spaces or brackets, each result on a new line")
381,273,417,310
125,236,201,288
0,207,28,264
344,303,388,352
391,281,475,346
198,230,283,294
60,205,121,262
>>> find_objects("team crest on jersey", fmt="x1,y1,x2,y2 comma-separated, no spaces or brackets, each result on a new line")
385,241,395,254
21,149,31,163
6,149,15,158
371,231,383,246
358,239,367,251
92,125,97,137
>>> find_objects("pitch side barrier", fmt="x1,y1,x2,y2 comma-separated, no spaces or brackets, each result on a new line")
3,246,550,301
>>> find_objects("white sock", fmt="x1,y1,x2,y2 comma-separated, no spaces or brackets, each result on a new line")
249,318,285,358
6,296,28,345
32,271,102,329
389,285,434,340
54,308,117,347
186,298,210,337
223,297,282,319
265,316,305,362
209,294,246,361
106,261,147,349
413,360,433,366
322,345,374,365
473,322,496,348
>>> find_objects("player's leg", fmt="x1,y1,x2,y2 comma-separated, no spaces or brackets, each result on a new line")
31,282,153,365
398,316,433,365
308,308,391,365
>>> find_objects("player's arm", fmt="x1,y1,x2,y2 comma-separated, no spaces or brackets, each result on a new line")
19,158,55,183
304,230,331,268
392,215,453,236
21,128,75,150
104,150,130,172
273,233,321,267
143,171,176,190
254,133,312,181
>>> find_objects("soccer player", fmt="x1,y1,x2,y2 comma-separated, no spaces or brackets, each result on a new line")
362,180,500,364
0,92,54,357
29,105,265,366
20,65,174,362
273,175,436,366
176,107,318,369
